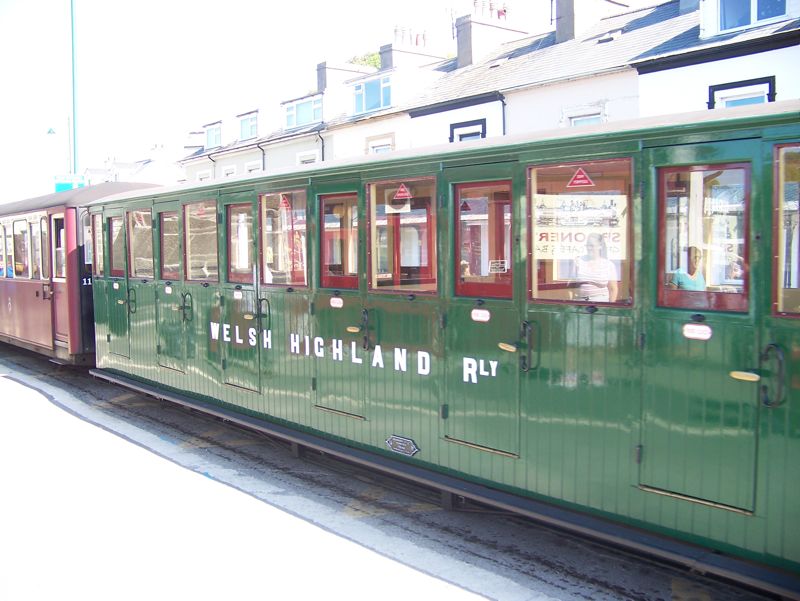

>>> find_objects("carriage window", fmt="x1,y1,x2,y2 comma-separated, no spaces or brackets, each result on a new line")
0,226,5,277
659,165,748,312
53,216,66,278
456,181,513,298
5,227,13,278
185,201,218,282
160,211,180,280
530,160,631,304
30,221,42,279
40,218,50,279
369,179,436,293
128,210,154,279
13,220,30,278
227,203,253,284
261,190,307,287
93,215,104,276
109,217,125,277
320,193,358,289
776,144,800,315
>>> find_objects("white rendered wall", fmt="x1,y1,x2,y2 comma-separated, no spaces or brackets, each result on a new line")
408,101,505,147
639,46,800,116
505,71,639,133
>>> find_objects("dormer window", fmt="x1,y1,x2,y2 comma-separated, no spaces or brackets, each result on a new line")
285,96,322,129
205,123,221,149
719,0,786,31
354,76,391,114
239,112,257,140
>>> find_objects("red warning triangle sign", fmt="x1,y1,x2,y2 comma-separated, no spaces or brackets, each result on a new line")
393,183,413,200
566,167,595,188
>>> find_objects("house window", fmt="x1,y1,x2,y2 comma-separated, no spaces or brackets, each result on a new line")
366,133,395,155
285,96,322,128
297,150,319,165
720,0,786,30
449,119,486,142
239,113,257,139
569,114,603,127
355,76,391,114
205,123,221,148
708,76,775,109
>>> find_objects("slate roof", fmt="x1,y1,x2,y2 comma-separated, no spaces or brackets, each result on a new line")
407,0,800,108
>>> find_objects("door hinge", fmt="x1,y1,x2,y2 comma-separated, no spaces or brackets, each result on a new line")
106,334,111,343
439,312,446,329
156,344,161,354
635,444,643,464
311,377,317,391
309,302,315,316
637,332,646,350
440,404,449,419
222,358,227,370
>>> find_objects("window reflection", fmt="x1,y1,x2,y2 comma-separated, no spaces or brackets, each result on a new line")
369,179,436,293
529,160,631,304
321,194,358,289
261,191,307,287
777,145,800,314
659,165,749,312
185,201,218,281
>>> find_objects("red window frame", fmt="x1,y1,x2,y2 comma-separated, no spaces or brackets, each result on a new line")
260,190,308,288
108,216,125,277
183,200,219,283
227,203,254,284
320,193,359,290
367,177,437,293
454,180,513,299
657,163,750,313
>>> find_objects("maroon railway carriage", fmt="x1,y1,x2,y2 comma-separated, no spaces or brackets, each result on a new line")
0,182,156,364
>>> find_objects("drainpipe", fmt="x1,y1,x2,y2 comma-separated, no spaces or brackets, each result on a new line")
500,94,507,135
316,130,325,162
207,152,216,179
257,142,267,171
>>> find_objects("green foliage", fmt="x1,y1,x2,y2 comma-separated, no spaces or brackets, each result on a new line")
348,52,381,69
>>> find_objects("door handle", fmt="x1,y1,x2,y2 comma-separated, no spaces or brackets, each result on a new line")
520,320,540,372
759,343,785,408
258,297,271,331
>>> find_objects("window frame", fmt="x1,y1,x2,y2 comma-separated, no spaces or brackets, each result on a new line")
51,215,66,280
227,203,255,284
454,180,514,299
366,177,437,294
774,143,800,317
284,95,322,129
707,76,775,109
239,112,258,140
159,211,180,281
657,162,750,313
205,123,221,149
184,200,219,283
92,214,104,277
108,216,126,278
127,209,154,279
320,193,360,290
718,0,787,32
449,119,487,143
260,189,308,288
354,76,391,114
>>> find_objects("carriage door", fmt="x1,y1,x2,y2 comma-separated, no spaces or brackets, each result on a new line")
444,167,521,457
49,213,69,345
365,177,442,441
313,189,366,419
155,201,186,373
220,193,260,393
106,212,131,358
640,141,760,511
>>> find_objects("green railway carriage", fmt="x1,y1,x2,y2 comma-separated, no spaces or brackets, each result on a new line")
88,101,800,593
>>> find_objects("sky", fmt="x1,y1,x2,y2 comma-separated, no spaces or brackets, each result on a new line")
0,1,555,202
